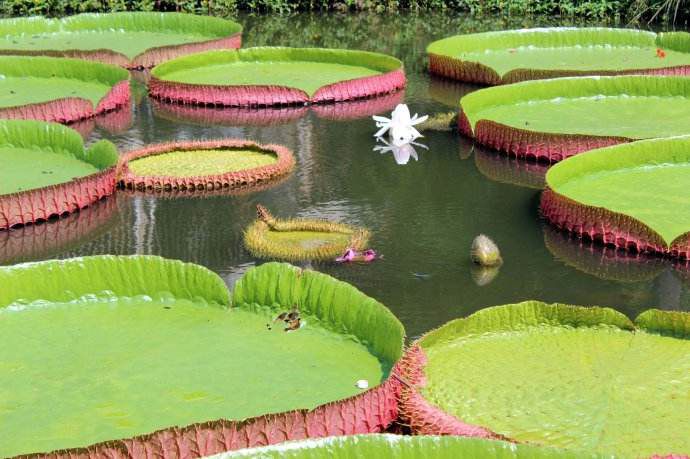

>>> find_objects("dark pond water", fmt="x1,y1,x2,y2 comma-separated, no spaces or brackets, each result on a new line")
2,13,689,337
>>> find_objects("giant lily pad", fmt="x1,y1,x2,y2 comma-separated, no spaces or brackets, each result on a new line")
244,205,371,261
212,434,603,458
0,12,242,69
0,55,129,124
119,139,295,193
428,27,690,85
459,75,690,162
0,120,118,229
148,47,406,106
400,301,690,457
0,257,404,456
541,136,690,260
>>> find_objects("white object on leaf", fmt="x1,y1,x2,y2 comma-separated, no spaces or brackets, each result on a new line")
355,379,369,389
373,104,428,146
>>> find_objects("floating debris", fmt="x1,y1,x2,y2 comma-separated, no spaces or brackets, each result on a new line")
417,111,457,132
471,234,502,267
335,248,379,263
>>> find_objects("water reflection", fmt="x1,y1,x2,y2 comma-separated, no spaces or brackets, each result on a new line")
151,91,404,127
373,138,428,165
69,103,134,139
428,76,482,109
544,225,690,311
544,225,668,283
474,148,549,189
471,265,501,286
0,197,119,266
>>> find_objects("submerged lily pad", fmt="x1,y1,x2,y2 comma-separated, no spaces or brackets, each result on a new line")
459,75,690,161
0,12,242,68
119,139,295,193
401,301,690,457
212,434,603,458
244,205,370,261
0,120,118,229
428,27,690,85
0,257,404,456
542,136,690,259
149,47,405,106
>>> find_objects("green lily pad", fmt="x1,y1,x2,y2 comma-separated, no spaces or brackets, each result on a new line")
546,136,690,246
244,205,370,261
415,301,690,457
0,120,117,195
211,434,604,458
460,75,690,140
0,12,242,61
0,55,128,109
0,257,403,456
428,28,690,84
128,149,278,177
151,47,402,97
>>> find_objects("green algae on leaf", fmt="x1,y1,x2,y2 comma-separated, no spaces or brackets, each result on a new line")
118,140,295,193
0,257,404,457
409,301,690,457
128,148,278,177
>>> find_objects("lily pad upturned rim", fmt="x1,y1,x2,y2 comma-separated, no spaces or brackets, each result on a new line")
244,206,371,262
541,135,690,260
458,75,690,162
0,55,130,124
0,120,118,230
6,257,405,457
0,12,243,69
212,434,604,458
148,47,406,107
428,27,690,85
117,139,295,193
399,300,690,456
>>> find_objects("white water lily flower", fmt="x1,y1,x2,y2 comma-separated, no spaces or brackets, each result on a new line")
355,379,369,389
373,103,428,146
